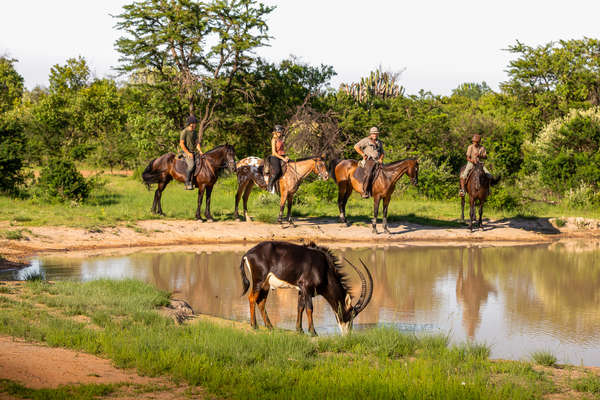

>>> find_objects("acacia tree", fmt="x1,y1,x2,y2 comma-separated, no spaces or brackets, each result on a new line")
114,0,274,138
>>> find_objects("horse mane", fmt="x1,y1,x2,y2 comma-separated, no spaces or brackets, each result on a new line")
384,157,417,167
292,156,320,162
305,242,351,292
205,144,234,154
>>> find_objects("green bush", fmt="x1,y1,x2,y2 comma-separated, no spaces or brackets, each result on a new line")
562,183,600,209
413,158,456,200
35,158,91,202
487,183,522,211
302,179,338,202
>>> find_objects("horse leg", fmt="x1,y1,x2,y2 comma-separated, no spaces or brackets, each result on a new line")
372,196,381,234
204,185,214,222
195,186,206,221
296,291,305,333
382,196,391,234
156,176,172,216
469,197,475,232
256,288,273,329
278,192,286,224
338,182,348,224
305,294,317,336
461,195,465,222
243,183,254,221
234,181,245,221
286,194,294,224
479,202,484,231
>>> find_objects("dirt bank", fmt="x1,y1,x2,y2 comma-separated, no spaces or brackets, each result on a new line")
2,217,599,263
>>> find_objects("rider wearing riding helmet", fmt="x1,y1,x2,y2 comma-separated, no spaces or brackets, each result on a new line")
266,125,289,193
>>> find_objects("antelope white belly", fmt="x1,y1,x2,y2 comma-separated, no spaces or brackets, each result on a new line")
266,272,300,291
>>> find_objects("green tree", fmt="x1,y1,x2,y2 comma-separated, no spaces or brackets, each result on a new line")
501,38,600,138
49,56,91,93
0,56,24,113
0,111,26,194
114,0,274,139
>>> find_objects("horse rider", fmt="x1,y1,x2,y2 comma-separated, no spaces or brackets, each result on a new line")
354,126,385,198
266,125,289,193
179,115,203,190
459,133,494,197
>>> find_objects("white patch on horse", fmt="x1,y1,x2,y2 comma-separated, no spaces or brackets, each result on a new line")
243,256,254,289
266,272,300,291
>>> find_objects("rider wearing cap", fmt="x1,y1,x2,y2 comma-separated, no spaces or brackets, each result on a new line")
459,133,493,197
354,127,385,199
266,125,289,193
179,115,203,190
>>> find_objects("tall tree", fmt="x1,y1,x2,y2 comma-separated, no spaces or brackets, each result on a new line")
114,0,274,138
0,56,24,113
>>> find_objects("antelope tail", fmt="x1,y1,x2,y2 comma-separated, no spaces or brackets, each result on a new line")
240,256,252,295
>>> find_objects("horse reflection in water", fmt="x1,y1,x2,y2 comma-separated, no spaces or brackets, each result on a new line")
455,248,497,338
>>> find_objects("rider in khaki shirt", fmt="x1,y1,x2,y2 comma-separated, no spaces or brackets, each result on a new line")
354,127,384,198
179,115,203,190
459,134,493,197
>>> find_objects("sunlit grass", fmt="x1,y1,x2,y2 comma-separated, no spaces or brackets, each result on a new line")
0,279,559,399
1,172,599,228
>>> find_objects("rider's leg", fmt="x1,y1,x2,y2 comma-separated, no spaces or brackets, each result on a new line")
362,160,375,199
459,162,473,197
184,154,195,190
268,157,281,193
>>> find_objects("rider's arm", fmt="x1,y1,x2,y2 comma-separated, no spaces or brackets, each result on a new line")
180,139,192,157
478,147,487,160
466,145,474,163
354,143,366,159
272,137,288,161
196,129,203,154
378,143,384,163
196,143,203,154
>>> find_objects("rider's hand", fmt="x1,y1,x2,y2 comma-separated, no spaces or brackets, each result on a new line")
284,156,289,162
362,154,367,160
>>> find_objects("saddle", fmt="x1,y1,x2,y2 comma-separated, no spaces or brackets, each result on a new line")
175,154,207,178
353,160,380,182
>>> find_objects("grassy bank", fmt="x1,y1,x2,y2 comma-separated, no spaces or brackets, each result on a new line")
1,172,600,229
1,280,599,399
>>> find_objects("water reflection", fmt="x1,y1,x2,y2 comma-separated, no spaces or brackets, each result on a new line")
4,241,600,366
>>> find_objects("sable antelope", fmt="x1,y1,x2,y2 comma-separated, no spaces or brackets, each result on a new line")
141,144,236,220
239,241,374,335
331,158,419,234
460,162,498,231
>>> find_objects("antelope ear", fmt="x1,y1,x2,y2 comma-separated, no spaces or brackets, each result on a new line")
345,294,352,311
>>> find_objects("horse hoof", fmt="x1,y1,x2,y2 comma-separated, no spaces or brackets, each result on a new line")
206,218,214,223
235,217,241,222
384,228,391,234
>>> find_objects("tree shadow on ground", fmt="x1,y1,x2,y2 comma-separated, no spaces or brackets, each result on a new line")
88,194,123,206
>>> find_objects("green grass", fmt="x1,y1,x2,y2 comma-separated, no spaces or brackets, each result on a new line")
0,279,564,399
530,350,558,367
571,375,600,395
0,379,115,400
1,173,599,228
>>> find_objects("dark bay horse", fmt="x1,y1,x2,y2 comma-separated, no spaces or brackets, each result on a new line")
141,144,236,220
460,162,494,231
234,156,328,224
332,158,419,234
240,241,373,335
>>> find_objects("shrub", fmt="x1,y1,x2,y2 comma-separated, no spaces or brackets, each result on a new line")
563,183,600,209
302,179,338,202
413,158,456,200
487,183,522,211
35,158,91,202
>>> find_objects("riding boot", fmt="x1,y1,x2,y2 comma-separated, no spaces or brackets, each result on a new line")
361,180,370,199
459,177,465,197
185,168,194,190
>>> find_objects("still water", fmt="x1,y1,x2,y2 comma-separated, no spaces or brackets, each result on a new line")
4,240,600,366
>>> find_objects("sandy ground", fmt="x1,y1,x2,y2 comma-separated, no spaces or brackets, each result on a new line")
2,216,600,265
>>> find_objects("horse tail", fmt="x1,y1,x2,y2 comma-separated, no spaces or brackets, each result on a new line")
141,158,160,189
328,159,340,183
240,256,251,296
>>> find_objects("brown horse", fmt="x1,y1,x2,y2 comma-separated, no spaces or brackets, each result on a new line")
332,158,419,234
234,156,328,223
141,144,236,220
460,162,495,231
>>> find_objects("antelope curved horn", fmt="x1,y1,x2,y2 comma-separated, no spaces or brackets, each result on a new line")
344,257,373,314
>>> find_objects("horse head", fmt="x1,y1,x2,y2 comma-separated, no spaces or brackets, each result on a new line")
314,157,329,181
408,159,419,186
223,144,237,173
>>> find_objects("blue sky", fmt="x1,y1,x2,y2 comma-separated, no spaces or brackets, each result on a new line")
2,0,598,94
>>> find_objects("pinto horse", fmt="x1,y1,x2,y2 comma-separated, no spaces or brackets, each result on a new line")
234,156,328,223
240,241,374,335
460,162,497,231
141,144,236,220
332,158,419,234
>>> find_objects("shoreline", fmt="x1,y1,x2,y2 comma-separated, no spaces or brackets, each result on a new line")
2,216,600,264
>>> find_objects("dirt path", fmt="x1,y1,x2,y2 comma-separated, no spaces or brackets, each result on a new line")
2,217,600,263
